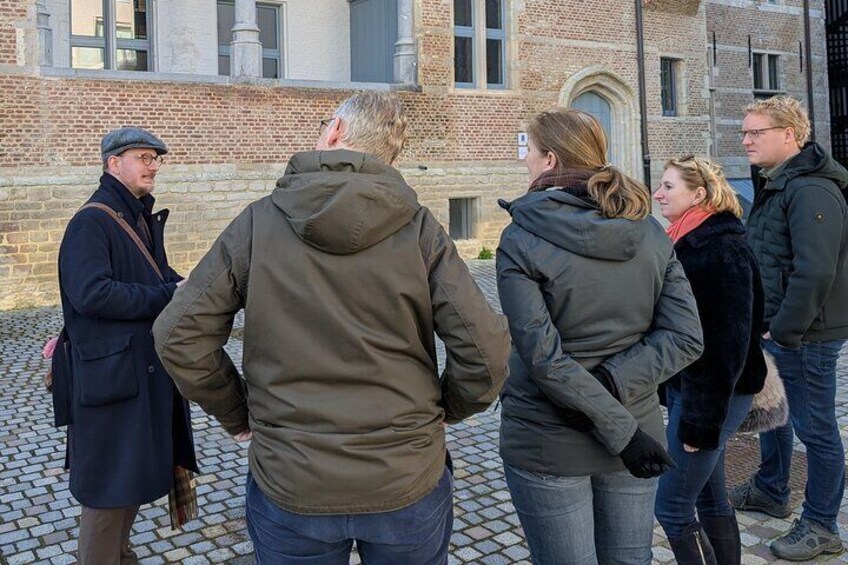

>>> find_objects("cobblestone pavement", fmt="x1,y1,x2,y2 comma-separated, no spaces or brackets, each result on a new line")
2,259,848,564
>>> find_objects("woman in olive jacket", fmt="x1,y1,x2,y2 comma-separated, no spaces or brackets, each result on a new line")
497,109,704,565
652,156,766,565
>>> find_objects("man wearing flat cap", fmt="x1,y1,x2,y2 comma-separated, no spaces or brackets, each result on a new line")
53,127,197,564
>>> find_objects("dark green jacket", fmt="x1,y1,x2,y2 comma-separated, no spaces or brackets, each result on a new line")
154,150,510,514
496,189,703,476
747,142,848,347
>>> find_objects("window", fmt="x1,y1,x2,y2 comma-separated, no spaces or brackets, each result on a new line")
449,198,477,239
572,91,618,166
217,1,282,79
660,58,678,116
70,0,150,71
453,0,506,88
753,53,781,97
349,0,398,83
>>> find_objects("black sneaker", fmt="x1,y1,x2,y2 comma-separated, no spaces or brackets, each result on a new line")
770,518,843,561
728,477,791,518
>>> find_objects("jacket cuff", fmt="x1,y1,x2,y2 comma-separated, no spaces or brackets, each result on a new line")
592,365,619,401
600,418,638,456
678,419,720,450
768,320,803,349
218,402,250,436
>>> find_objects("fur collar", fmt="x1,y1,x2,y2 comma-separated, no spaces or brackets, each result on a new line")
675,211,745,249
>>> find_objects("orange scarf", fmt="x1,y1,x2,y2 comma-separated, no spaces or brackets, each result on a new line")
666,206,715,243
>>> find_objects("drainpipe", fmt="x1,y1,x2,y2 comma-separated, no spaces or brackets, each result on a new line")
635,0,651,187
709,31,717,160
802,0,816,141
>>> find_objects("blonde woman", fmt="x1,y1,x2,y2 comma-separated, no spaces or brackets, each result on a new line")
497,109,703,564
652,156,766,565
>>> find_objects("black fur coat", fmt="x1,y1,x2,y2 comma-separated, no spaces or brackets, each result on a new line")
666,212,767,449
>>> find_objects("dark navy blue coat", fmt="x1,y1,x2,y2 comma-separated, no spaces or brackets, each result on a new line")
54,173,198,508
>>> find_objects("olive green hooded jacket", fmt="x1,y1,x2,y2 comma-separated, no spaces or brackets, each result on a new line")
153,150,510,514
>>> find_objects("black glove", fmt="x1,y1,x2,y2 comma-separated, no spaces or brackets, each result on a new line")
559,407,594,432
619,428,676,479
590,365,618,400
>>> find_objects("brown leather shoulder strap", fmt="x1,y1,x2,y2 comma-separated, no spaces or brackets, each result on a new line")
78,202,165,282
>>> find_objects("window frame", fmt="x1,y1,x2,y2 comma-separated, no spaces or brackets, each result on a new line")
448,197,478,240
69,0,153,71
453,0,507,90
484,0,506,89
752,52,782,98
453,0,476,88
660,57,678,117
216,0,284,79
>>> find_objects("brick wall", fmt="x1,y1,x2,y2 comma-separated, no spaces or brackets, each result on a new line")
0,0,829,309
0,0,27,65
706,0,829,178
0,72,539,309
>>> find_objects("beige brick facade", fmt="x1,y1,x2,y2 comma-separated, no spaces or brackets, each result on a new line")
0,0,830,309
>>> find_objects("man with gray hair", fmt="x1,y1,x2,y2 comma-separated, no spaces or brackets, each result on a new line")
154,91,510,563
54,127,197,564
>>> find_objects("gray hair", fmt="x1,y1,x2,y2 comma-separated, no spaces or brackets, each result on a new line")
334,91,408,164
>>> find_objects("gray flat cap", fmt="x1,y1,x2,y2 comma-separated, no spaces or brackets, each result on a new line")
101,127,168,160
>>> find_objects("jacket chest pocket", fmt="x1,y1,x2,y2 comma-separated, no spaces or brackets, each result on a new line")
74,334,139,406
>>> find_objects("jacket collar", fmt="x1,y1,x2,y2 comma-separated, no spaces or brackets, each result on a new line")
676,211,744,249
762,142,836,191
99,173,155,223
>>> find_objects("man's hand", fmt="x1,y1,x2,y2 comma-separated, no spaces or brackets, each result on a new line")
233,430,252,442
683,443,700,453
762,331,790,349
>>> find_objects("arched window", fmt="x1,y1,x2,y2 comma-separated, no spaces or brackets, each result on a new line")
559,67,639,177
571,91,617,166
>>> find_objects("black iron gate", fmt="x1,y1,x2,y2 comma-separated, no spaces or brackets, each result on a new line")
828,0,848,166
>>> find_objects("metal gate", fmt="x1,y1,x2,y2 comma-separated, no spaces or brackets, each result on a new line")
828,0,848,166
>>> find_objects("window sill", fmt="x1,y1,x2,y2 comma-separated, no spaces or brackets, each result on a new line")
22,66,422,91
753,89,785,98
451,86,517,96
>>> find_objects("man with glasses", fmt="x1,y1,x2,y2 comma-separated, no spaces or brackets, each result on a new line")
730,96,848,560
55,127,196,564
154,91,510,564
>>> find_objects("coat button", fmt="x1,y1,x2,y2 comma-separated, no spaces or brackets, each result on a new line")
147,365,155,374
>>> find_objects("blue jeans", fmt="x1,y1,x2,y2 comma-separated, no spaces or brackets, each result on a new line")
754,339,845,531
655,386,753,537
504,463,657,565
245,468,453,565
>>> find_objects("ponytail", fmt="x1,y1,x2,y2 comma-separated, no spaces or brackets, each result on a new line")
587,166,651,220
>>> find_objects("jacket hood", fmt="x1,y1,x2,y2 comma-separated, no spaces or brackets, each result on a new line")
272,150,420,255
499,189,647,261
770,142,848,190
